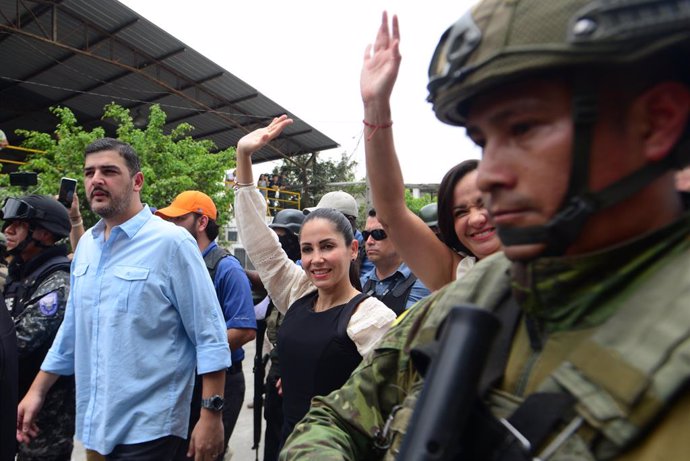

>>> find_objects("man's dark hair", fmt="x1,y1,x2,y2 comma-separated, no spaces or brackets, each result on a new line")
84,138,141,176
204,218,220,242
438,159,479,256
367,208,377,218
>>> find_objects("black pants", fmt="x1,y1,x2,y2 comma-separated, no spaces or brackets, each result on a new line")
106,435,183,461
263,372,284,461
174,363,245,461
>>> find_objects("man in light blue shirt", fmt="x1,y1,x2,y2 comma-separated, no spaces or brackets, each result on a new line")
16,138,231,460
360,209,430,315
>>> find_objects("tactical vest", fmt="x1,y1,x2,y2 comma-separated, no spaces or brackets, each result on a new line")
4,252,71,399
5,255,70,318
383,246,690,460
362,272,417,316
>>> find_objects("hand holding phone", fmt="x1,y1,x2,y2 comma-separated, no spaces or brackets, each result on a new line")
58,177,78,208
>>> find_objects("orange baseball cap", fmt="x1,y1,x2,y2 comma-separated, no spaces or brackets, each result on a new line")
155,190,217,220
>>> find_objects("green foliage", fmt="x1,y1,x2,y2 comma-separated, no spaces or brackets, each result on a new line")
7,104,235,229
269,152,358,208
404,189,435,216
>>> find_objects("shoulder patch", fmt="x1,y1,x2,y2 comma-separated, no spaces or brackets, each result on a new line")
38,291,59,316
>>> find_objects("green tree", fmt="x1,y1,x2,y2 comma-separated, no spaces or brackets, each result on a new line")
4,104,235,229
404,189,436,216
269,152,358,208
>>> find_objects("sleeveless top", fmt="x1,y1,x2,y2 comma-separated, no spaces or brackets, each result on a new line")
278,291,368,436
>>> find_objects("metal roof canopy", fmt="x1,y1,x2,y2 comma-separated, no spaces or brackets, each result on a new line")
0,0,338,169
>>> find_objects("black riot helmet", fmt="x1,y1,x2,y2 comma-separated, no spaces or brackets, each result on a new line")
269,208,306,237
428,0,690,257
2,195,71,242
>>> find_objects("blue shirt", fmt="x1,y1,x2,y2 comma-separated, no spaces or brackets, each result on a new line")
203,241,256,363
42,206,231,455
360,262,431,310
354,229,375,276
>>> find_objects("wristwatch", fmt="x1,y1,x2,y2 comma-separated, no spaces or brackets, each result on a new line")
201,395,225,412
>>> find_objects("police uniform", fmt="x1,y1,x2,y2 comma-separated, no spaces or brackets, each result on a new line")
6,244,75,461
2,195,75,461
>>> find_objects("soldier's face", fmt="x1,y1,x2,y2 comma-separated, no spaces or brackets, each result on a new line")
3,220,29,252
467,79,573,261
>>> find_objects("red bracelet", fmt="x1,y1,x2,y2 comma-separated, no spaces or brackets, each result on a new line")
362,119,393,141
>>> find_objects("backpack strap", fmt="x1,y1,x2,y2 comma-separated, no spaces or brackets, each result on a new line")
203,245,240,281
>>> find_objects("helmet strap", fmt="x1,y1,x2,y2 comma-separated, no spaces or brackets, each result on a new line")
498,77,690,258
497,78,599,256
6,224,51,260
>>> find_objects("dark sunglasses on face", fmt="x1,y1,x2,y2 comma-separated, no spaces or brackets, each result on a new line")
362,229,387,241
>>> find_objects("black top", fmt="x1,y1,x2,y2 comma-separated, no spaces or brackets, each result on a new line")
277,291,367,438
0,298,17,461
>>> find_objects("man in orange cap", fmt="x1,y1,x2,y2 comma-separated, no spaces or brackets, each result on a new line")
157,191,256,461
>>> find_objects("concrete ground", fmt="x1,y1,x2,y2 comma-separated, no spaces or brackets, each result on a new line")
71,338,264,460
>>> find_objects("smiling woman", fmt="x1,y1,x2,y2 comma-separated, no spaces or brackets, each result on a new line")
233,116,396,447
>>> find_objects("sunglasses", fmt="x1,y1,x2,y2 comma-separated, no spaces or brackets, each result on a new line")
362,229,387,241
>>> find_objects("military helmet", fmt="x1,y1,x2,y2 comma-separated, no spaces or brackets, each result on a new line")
269,208,305,237
1,195,71,239
419,203,438,228
428,0,690,257
428,0,690,126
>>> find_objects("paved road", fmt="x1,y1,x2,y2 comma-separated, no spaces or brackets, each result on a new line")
71,339,264,460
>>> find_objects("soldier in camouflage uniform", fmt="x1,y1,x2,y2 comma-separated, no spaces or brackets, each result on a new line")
2,195,74,460
282,1,690,459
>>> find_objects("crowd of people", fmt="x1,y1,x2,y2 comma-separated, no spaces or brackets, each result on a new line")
2,1,690,460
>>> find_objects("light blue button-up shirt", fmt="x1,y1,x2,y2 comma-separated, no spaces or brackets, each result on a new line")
42,206,231,455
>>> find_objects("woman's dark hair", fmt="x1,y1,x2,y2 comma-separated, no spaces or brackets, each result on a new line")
437,159,479,256
301,208,361,290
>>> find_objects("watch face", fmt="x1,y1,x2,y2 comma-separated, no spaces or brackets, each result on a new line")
203,395,225,411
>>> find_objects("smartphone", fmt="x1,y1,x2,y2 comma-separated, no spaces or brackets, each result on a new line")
57,177,78,208
9,172,38,188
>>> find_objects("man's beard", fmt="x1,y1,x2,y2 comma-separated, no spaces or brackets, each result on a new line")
89,185,133,219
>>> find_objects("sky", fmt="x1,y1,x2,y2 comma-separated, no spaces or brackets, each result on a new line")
118,0,481,184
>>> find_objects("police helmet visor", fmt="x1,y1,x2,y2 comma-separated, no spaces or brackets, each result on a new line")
1,197,42,222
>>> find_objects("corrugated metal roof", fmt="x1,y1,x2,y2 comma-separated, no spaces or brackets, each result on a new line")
0,0,338,168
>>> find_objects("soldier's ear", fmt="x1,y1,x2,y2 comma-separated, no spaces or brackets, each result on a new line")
633,81,690,162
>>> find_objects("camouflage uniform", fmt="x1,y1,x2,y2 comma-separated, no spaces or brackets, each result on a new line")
6,246,75,461
282,214,690,460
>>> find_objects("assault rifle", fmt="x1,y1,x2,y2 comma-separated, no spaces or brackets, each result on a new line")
397,305,500,460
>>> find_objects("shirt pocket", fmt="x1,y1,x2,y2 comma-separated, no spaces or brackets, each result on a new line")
112,265,150,313
72,263,89,309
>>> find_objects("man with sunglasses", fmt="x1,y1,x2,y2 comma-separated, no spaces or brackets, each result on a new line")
2,195,75,461
156,190,256,461
360,209,429,315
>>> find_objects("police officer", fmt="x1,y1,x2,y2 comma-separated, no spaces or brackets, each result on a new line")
283,2,690,460
2,195,75,461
